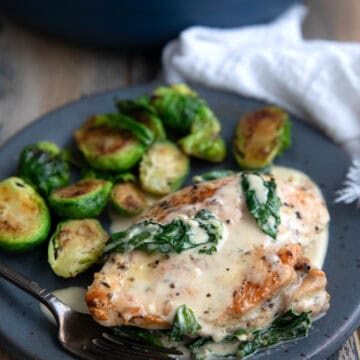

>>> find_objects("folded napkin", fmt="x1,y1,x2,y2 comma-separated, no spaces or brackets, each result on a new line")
163,4,360,206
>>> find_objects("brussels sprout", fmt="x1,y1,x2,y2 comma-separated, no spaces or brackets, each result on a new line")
150,84,204,134
18,141,70,195
49,179,112,219
74,116,146,171
151,84,226,162
233,106,291,170
82,168,137,184
0,177,50,251
116,97,166,140
110,182,147,216
48,219,108,278
139,141,189,195
92,114,154,146
179,131,226,163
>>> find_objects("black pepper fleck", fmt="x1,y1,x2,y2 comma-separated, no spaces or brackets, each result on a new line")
170,283,175,289
295,211,302,220
206,293,211,297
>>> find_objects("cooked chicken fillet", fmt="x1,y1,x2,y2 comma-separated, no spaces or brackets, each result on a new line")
86,168,330,339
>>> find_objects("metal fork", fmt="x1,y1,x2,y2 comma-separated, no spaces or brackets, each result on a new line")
0,261,183,360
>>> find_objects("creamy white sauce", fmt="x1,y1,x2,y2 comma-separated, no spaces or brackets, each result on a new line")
271,166,329,268
40,287,88,324
104,166,329,345
246,173,268,203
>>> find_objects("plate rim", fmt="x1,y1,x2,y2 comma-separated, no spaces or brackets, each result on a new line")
0,83,358,360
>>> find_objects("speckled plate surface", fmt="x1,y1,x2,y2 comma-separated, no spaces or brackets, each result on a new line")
0,84,359,360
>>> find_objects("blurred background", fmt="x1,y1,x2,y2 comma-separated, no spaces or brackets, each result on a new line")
0,0,359,359
0,0,360,144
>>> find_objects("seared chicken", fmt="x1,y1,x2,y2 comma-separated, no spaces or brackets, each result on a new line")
86,167,330,340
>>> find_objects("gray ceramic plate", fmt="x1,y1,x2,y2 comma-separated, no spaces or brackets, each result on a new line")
0,84,359,360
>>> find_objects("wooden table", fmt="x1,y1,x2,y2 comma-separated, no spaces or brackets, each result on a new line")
0,0,359,358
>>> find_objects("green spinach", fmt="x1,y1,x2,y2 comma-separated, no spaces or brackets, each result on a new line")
189,310,311,359
237,310,311,358
241,173,281,239
170,305,202,341
104,209,223,255
192,170,235,184
114,326,164,346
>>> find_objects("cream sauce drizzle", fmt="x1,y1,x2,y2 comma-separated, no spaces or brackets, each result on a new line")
246,173,268,203
40,287,88,324
271,166,329,268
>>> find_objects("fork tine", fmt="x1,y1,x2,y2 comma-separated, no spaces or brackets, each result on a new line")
70,347,109,360
91,337,172,360
102,332,183,355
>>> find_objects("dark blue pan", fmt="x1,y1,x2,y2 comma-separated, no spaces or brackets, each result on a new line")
0,0,298,48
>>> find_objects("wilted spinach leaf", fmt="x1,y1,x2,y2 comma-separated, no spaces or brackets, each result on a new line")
104,209,223,255
114,326,164,346
237,310,311,358
170,305,202,341
241,173,281,239
189,310,311,359
192,170,235,184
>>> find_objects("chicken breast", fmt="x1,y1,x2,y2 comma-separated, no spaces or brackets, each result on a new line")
86,168,330,340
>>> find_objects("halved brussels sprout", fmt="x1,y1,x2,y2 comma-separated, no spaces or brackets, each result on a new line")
49,179,112,219
0,177,50,251
150,84,204,135
116,97,166,140
139,141,189,195
82,168,137,184
151,84,226,162
18,141,70,195
110,182,147,216
179,131,226,163
233,106,291,170
48,219,108,278
74,117,146,171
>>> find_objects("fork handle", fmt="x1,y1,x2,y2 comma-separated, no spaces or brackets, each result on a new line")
0,260,70,324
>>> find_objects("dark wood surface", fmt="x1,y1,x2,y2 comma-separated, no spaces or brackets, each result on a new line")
0,0,359,358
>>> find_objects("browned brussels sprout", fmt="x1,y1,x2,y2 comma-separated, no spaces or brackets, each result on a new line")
139,141,189,195
0,177,50,251
116,96,166,140
49,179,112,219
48,219,108,278
233,106,291,169
18,141,70,196
74,116,147,171
110,182,147,216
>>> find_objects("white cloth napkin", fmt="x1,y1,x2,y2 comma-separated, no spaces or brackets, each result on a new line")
163,4,360,206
